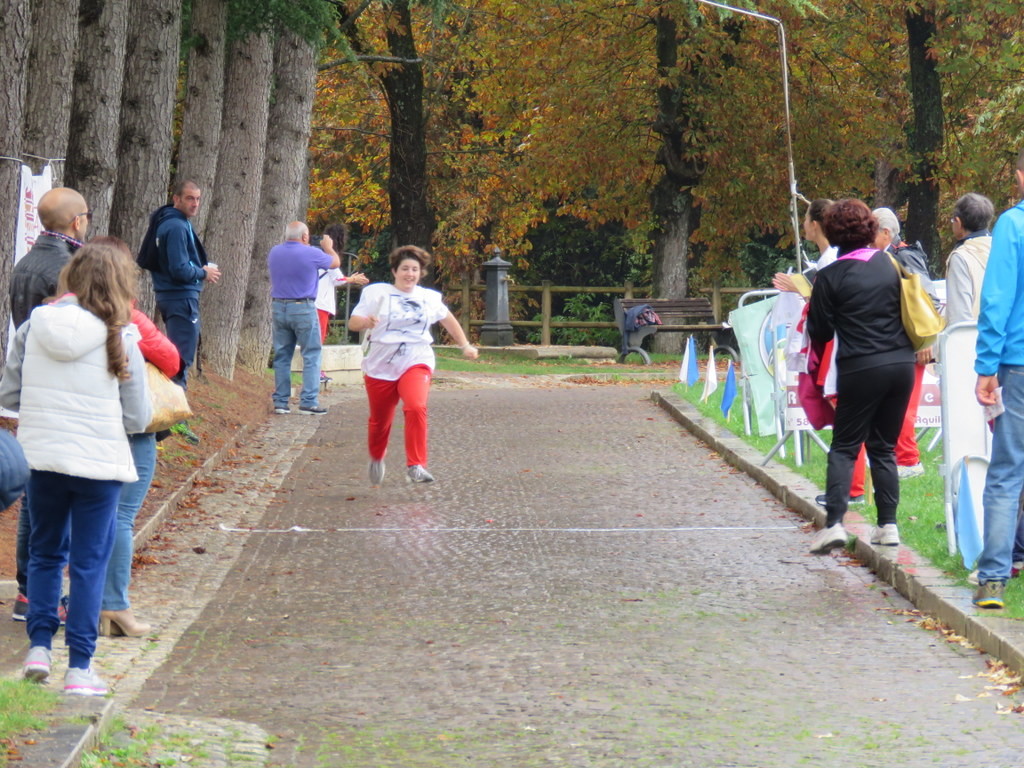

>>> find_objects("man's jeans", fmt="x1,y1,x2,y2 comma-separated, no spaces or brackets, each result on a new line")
272,300,321,409
103,433,157,611
979,365,1024,583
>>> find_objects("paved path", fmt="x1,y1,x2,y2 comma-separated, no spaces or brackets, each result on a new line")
7,376,1024,767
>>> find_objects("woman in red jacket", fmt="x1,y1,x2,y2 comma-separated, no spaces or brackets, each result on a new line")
94,238,182,637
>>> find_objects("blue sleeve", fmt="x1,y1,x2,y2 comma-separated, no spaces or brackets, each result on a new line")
976,208,1024,375
159,223,205,284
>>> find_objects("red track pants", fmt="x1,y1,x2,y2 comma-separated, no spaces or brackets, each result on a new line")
364,365,432,467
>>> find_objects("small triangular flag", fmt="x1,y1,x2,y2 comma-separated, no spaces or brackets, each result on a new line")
680,336,699,386
700,345,718,403
720,360,737,418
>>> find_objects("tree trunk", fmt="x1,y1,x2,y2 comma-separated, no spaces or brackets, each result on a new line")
649,10,706,355
176,0,227,238
64,0,129,237
237,30,317,373
0,0,30,360
199,33,273,380
21,0,79,182
380,0,434,250
110,0,182,317
904,6,943,270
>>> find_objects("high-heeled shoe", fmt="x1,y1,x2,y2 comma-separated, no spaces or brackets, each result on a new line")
99,609,152,637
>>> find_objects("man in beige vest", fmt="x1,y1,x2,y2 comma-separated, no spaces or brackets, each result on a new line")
945,193,994,326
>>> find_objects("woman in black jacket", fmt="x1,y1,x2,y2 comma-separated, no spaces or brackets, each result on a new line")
806,199,916,554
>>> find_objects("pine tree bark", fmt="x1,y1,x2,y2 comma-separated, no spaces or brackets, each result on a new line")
21,0,79,182
64,0,129,237
380,0,434,250
237,30,318,373
0,0,30,359
904,6,942,269
111,0,182,317
649,10,706,354
176,0,227,238
199,33,273,380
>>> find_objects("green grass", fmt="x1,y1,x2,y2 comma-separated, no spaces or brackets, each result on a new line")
0,680,59,767
671,378,1024,617
81,716,212,767
434,347,682,376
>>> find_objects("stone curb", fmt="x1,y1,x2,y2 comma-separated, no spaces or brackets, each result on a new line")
12,418,261,768
651,388,1024,676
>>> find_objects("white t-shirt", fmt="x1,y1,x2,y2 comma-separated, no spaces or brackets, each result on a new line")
315,268,347,315
351,283,449,380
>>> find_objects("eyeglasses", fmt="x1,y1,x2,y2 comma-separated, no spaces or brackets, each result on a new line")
77,211,94,221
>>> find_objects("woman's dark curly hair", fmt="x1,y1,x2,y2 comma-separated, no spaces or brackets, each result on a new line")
389,245,432,271
822,198,878,253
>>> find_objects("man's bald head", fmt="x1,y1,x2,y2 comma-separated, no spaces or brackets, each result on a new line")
38,188,89,237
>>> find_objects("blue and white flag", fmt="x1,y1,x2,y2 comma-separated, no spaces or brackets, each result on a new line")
679,335,699,386
700,346,718,403
720,360,737,418
956,460,984,570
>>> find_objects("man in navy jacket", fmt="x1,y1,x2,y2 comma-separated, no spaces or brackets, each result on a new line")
146,180,220,389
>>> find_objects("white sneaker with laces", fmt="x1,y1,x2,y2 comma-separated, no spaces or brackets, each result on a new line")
406,465,435,483
897,463,925,479
23,646,51,683
64,666,108,696
870,523,900,546
369,459,386,486
809,523,848,555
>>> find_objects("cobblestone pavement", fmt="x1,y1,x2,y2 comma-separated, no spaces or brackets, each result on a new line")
7,375,1024,767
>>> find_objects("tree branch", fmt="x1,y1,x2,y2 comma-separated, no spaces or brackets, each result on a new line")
319,55,424,72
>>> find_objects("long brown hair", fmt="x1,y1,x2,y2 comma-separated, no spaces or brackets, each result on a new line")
56,242,137,380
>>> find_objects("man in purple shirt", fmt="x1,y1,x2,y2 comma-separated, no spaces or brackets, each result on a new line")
268,221,339,415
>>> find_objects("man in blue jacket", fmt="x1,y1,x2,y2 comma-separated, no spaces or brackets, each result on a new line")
146,180,220,391
973,148,1024,609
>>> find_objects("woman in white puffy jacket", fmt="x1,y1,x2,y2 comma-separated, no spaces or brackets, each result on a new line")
0,242,151,696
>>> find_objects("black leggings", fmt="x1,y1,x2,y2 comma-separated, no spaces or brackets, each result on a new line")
825,362,915,527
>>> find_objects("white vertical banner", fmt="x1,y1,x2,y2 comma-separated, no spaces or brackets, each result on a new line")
14,163,53,263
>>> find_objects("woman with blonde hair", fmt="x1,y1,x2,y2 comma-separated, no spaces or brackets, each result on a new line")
0,242,151,695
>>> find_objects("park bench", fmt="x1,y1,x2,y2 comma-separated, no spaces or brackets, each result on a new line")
614,297,735,365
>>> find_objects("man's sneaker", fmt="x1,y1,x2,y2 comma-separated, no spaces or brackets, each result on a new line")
897,463,925,479
870,523,900,546
298,405,327,415
11,592,28,621
23,646,51,683
369,459,386,486
171,422,200,445
63,666,108,696
973,581,1005,610
406,465,435,484
814,494,865,507
274,406,291,415
809,523,848,555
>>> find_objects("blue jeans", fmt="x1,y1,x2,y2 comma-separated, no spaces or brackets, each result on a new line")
157,295,200,389
26,471,121,669
979,365,1024,583
272,300,321,409
102,433,157,611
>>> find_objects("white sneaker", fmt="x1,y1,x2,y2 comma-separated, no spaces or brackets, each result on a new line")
23,646,51,683
368,459,386,486
406,465,435,483
870,523,900,546
64,666,108,696
897,463,925,479
809,523,848,555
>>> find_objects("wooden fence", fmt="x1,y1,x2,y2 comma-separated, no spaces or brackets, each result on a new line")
456,278,756,345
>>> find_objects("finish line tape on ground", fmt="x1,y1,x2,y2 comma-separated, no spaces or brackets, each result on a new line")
218,523,801,534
